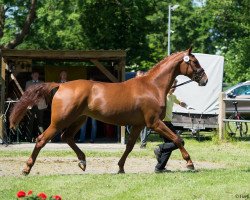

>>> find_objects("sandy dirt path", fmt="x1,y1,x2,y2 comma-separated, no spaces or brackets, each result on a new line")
0,143,226,176
0,156,225,177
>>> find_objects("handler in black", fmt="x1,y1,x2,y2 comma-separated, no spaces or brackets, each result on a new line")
154,80,192,173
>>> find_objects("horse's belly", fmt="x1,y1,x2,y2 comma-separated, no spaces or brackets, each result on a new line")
84,108,144,126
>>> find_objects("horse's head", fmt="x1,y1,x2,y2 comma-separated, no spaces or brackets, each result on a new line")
179,47,208,86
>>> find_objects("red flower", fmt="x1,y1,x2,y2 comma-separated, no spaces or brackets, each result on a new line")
37,192,47,199
27,190,33,195
17,190,26,198
52,195,62,200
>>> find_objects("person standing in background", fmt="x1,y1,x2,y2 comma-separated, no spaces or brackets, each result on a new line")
59,70,67,83
79,117,97,143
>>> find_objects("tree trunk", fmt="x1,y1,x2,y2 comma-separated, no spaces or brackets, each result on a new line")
4,0,37,49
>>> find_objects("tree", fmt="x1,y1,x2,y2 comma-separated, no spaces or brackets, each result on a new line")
19,0,87,50
145,0,216,67
78,0,155,66
205,0,250,84
146,0,249,83
1,0,248,83
0,0,37,49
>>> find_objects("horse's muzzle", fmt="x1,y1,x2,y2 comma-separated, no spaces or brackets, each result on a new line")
198,75,208,86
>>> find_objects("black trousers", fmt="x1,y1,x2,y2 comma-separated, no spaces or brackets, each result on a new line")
27,106,45,139
155,122,184,170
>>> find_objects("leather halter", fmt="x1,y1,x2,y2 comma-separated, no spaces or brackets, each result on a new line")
184,55,205,82
172,55,205,89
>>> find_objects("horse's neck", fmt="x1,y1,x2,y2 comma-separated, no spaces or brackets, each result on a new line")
154,61,178,88
147,55,181,103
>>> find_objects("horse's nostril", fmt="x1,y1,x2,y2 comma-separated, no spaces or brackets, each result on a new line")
199,78,208,86
204,79,208,85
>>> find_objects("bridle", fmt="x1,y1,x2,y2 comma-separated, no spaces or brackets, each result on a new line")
183,55,205,82
171,55,205,89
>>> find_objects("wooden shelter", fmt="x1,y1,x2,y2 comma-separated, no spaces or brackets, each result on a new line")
0,49,126,143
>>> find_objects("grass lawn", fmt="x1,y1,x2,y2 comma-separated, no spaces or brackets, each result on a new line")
0,133,249,200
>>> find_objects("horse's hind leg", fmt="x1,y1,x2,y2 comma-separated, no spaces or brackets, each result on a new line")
22,125,57,175
118,125,143,173
61,116,87,171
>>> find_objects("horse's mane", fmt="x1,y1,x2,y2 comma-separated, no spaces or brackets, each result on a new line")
145,51,184,76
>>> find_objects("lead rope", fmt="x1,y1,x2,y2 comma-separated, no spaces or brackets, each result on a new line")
171,79,193,88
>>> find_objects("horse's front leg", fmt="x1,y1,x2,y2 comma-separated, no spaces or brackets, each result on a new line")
118,125,143,173
23,125,57,175
151,120,195,170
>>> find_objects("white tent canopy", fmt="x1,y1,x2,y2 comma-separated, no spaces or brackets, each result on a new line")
173,53,224,115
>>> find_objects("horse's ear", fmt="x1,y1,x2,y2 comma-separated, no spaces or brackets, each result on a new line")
187,46,193,55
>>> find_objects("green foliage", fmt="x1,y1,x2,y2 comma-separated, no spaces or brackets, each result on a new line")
1,0,249,82
224,38,250,84
0,0,31,46
78,0,155,65
19,0,87,50
204,0,250,84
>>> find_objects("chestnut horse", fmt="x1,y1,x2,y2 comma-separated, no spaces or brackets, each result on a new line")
9,47,208,175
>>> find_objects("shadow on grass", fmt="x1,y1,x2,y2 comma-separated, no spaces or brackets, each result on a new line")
232,136,250,142
167,168,226,174
223,133,250,142
142,131,215,143
136,129,249,144
182,133,213,142
241,168,250,172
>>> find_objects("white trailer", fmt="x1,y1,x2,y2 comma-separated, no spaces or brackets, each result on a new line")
172,53,224,132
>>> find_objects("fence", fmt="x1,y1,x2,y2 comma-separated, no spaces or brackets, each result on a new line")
218,92,250,140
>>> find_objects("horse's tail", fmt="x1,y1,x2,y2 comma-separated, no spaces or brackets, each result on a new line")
9,82,60,129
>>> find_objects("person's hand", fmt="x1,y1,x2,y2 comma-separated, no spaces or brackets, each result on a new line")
180,102,195,110
179,102,187,108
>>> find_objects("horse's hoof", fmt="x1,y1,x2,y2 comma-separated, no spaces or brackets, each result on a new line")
186,163,195,170
78,160,86,171
117,169,125,174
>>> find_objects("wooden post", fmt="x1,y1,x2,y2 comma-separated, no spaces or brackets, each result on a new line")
119,59,126,82
218,92,226,140
10,73,24,94
120,126,126,144
0,57,6,139
118,59,126,144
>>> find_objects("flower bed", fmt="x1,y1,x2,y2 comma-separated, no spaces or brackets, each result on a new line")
17,190,62,200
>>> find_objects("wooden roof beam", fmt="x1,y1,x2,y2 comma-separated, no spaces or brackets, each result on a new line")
1,49,126,61
90,59,118,83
